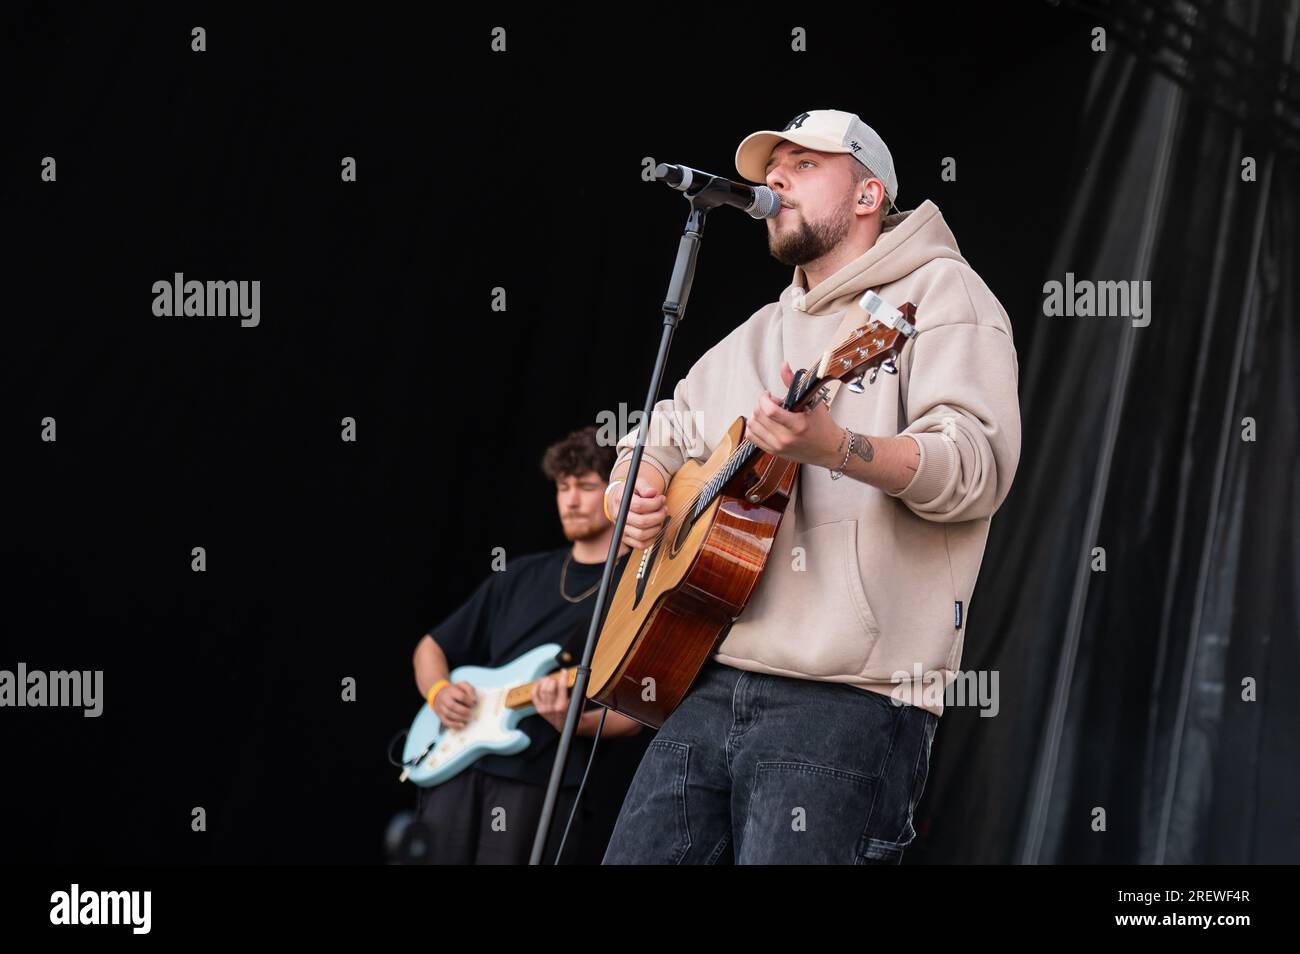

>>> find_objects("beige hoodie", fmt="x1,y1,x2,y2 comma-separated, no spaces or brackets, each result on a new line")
613,199,1021,716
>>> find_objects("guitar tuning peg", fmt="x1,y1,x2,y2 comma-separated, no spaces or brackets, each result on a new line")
846,372,866,393
881,357,898,375
868,366,879,385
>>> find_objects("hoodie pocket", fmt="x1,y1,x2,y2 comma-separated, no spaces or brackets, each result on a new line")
785,519,881,677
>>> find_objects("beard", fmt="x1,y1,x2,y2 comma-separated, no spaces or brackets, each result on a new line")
560,513,601,541
768,202,853,267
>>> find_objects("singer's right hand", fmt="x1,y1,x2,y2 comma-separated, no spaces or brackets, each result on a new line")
608,476,668,550
433,681,477,729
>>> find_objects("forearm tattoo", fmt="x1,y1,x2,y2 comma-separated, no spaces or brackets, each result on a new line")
851,432,874,463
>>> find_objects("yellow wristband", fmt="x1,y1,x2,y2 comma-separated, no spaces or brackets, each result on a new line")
602,479,626,522
427,679,449,709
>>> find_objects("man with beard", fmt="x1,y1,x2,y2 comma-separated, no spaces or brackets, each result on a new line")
412,426,641,864
602,109,1021,864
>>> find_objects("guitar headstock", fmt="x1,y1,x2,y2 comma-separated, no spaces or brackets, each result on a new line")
795,301,918,407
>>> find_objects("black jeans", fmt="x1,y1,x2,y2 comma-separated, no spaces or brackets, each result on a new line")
603,659,938,864
416,767,585,864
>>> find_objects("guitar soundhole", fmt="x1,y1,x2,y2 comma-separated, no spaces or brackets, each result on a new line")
670,513,692,557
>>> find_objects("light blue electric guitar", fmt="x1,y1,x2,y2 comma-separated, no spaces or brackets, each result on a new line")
398,643,578,787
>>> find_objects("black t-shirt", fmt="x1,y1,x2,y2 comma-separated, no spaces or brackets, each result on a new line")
426,547,629,788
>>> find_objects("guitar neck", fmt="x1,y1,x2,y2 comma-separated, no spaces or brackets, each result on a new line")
690,368,822,521
503,666,579,710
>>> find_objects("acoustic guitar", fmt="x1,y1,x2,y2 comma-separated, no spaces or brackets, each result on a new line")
587,294,919,728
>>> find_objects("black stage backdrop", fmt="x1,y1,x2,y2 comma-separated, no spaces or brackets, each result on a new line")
1,2,1295,864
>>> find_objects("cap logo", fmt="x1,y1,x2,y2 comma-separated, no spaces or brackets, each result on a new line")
782,112,811,131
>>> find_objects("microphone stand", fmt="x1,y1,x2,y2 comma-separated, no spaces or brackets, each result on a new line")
528,194,718,865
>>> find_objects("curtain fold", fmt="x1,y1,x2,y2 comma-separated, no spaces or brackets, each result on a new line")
917,0,1299,864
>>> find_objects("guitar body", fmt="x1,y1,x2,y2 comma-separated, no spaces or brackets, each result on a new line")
588,416,798,728
400,642,563,787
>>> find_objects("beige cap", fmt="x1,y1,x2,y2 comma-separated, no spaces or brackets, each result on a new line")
735,109,899,213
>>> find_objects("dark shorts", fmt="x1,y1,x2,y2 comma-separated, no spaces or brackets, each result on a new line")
416,767,585,865
602,659,938,864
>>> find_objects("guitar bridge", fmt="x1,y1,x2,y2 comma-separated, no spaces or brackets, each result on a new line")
636,544,654,580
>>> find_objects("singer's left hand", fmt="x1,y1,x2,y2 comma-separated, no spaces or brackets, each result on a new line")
747,360,844,468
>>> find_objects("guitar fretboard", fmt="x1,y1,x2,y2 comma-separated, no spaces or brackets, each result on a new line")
686,358,825,524
503,667,579,710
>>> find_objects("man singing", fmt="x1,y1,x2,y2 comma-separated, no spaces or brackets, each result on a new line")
601,109,1021,864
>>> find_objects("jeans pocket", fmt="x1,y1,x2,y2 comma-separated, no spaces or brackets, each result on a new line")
856,712,937,864
739,761,877,864
604,739,692,864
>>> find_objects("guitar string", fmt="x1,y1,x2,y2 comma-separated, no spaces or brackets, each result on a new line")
629,317,897,552
644,354,830,554
640,320,894,550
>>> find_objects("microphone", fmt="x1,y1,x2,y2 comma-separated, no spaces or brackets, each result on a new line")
654,163,781,219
